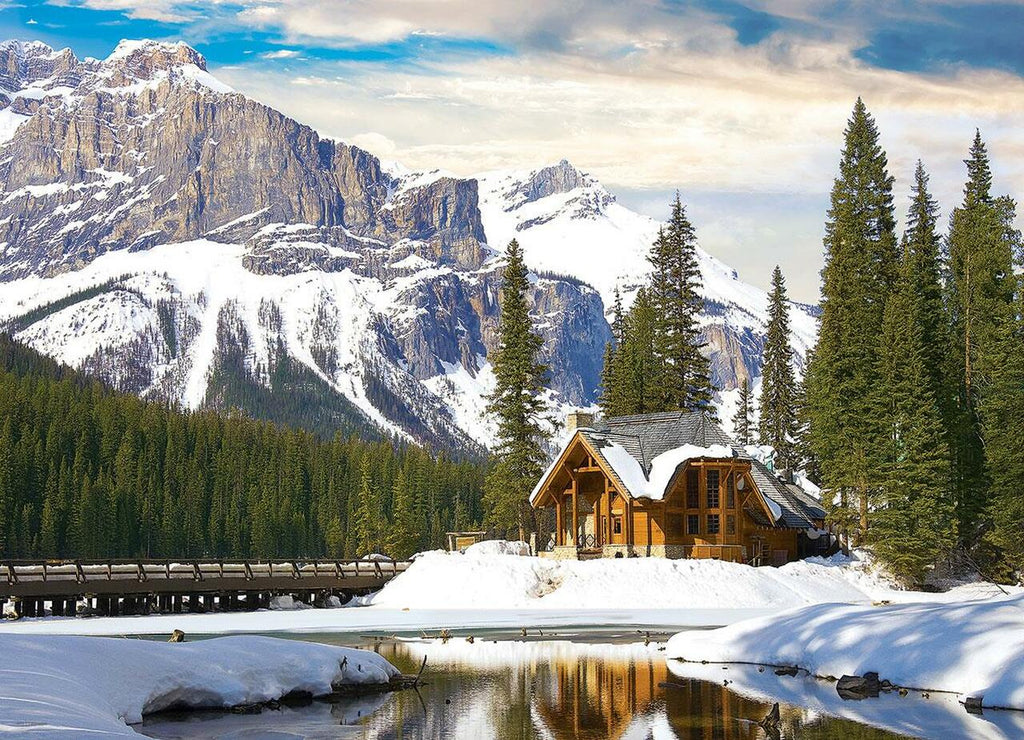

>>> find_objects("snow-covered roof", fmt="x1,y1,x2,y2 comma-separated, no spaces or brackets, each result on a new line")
586,435,734,501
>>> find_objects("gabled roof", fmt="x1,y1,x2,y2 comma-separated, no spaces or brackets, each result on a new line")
531,410,822,530
594,411,734,473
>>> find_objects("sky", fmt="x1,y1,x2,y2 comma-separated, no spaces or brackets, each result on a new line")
2,1,1023,302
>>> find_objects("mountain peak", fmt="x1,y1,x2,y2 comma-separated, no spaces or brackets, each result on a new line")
105,39,207,72
514,159,594,204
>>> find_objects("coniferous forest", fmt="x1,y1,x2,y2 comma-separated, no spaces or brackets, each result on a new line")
596,99,1023,584
0,334,485,561
803,100,1022,583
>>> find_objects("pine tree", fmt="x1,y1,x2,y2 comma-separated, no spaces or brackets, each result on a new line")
599,288,628,416
648,196,715,414
980,272,1024,574
0,417,12,557
389,465,421,558
758,266,798,468
353,457,383,555
806,98,898,544
946,131,1018,542
483,240,549,538
870,262,955,584
731,379,754,445
792,377,820,483
902,161,948,408
612,288,659,416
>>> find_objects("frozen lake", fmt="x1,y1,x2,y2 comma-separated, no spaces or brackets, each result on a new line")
134,631,1023,739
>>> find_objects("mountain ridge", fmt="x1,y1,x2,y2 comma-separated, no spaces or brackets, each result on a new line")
0,38,816,450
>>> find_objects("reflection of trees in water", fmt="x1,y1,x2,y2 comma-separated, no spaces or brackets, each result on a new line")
359,642,907,740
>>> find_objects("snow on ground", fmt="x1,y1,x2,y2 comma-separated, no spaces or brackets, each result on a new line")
4,550,1016,638
0,633,397,737
363,549,983,611
666,594,1024,710
0,605,757,637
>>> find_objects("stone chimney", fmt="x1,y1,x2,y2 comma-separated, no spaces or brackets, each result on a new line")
566,410,595,433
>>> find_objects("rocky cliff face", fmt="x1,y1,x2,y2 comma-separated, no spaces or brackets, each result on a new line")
0,39,612,452
0,38,816,451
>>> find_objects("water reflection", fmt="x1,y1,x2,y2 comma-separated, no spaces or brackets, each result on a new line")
140,637,1018,739
359,640,909,740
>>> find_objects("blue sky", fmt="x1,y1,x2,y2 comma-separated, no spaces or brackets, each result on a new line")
1,0,1022,301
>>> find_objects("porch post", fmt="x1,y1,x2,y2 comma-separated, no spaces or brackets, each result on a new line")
625,498,633,548
555,494,563,546
571,478,579,549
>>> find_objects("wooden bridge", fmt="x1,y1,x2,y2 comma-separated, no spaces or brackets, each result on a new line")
0,558,411,618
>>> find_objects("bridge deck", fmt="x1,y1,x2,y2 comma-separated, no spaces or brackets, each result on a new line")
1,559,411,600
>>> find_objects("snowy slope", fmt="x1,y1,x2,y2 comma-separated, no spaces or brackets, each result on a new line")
0,38,819,451
475,160,818,357
667,594,1024,711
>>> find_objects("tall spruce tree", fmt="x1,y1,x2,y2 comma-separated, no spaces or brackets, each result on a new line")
758,266,798,468
388,465,420,559
483,239,549,538
806,98,898,543
870,261,955,584
648,195,715,414
980,271,1024,574
731,379,754,445
615,287,659,416
599,288,628,417
946,131,1018,542
902,161,948,409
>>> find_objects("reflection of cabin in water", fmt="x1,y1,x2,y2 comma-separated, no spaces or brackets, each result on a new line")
530,411,829,564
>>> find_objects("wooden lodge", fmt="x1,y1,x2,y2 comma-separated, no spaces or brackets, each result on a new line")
530,411,829,564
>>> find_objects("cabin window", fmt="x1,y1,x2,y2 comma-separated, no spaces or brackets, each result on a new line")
706,470,720,508
613,517,622,535
726,514,736,534
668,513,684,535
686,469,699,508
707,514,720,534
726,474,735,507
686,514,700,535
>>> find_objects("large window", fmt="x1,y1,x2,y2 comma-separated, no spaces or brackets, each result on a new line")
706,470,720,508
686,469,699,508
726,474,735,507
707,514,720,534
668,513,684,535
613,517,622,535
686,514,700,535
726,514,736,535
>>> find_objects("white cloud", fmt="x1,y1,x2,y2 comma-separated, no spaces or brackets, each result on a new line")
46,0,1024,299
260,48,301,59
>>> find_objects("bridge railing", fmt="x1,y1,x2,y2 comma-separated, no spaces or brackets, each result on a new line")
1,558,411,590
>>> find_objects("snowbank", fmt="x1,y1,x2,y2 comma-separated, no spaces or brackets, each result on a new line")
666,594,1024,710
0,634,398,737
463,539,531,556
366,550,919,610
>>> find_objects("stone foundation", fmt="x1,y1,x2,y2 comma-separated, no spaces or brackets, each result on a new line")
601,544,635,558
547,545,581,560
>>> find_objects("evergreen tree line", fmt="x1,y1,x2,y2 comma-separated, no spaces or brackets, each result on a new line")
0,334,485,561
600,195,716,417
802,99,1023,583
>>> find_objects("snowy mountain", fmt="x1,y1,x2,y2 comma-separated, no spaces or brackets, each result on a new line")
0,39,817,452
